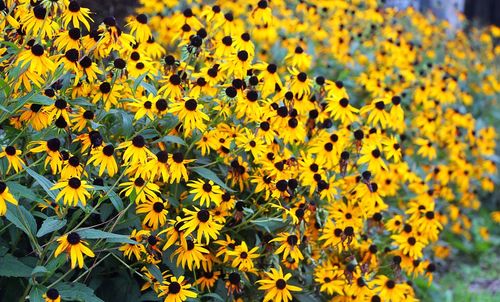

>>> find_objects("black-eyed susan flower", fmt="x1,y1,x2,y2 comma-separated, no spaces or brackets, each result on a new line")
270,232,304,263
187,179,223,207
30,138,64,174
43,288,61,302
19,104,50,131
180,207,223,244
172,238,209,271
158,275,197,302
257,266,302,302
62,0,92,30
119,229,147,261
195,270,221,291
118,135,155,165
168,98,209,135
227,241,260,272
0,145,25,173
137,198,168,230
372,275,408,302
17,44,55,75
167,152,194,184
54,232,95,269
130,94,160,121
127,14,152,42
0,182,17,216
51,177,93,207
119,176,160,204
88,144,118,177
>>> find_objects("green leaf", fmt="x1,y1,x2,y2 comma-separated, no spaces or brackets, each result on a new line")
191,167,235,192
145,263,163,282
31,94,54,105
156,135,187,146
336,69,350,81
31,265,48,277
94,186,124,211
5,203,37,236
250,217,286,232
25,167,58,200
132,73,148,93
0,254,33,277
56,282,104,302
295,292,322,302
200,293,225,302
29,285,47,302
37,217,67,237
77,229,136,244
6,181,38,200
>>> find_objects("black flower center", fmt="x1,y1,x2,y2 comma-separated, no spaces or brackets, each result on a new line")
136,14,147,24
170,74,181,85
67,232,81,245
202,182,212,192
134,177,145,187
31,44,44,56
55,99,67,109
153,202,164,213
132,135,145,147
386,280,395,289
339,98,349,107
172,152,184,163
5,146,16,156
184,99,197,111
267,63,277,73
0,182,6,194
68,177,81,189
68,27,81,40
286,235,298,246
237,50,248,61
168,282,181,294
375,101,385,110
297,72,307,82
46,288,60,299
99,82,111,94
197,209,210,222
186,239,195,250
391,96,401,105
222,36,232,46
65,49,79,62
68,156,80,167
47,138,61,151
228,272,240,284
156,99,167,111
83,110,94,120
68,1,80,12
103,145,114,156
276,279,287,290
34,6,46,19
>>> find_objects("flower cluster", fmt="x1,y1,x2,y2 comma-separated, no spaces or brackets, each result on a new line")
0,0,498,301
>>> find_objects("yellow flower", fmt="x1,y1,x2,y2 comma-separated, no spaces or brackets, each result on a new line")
54,232,95,269
180,207,223,244
0,145,25,173
227,241,260,272
0,182,18,216
257,266,302,302
187,179,224,207
43,288,61,302
51,177,93,207
158,275,197,302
